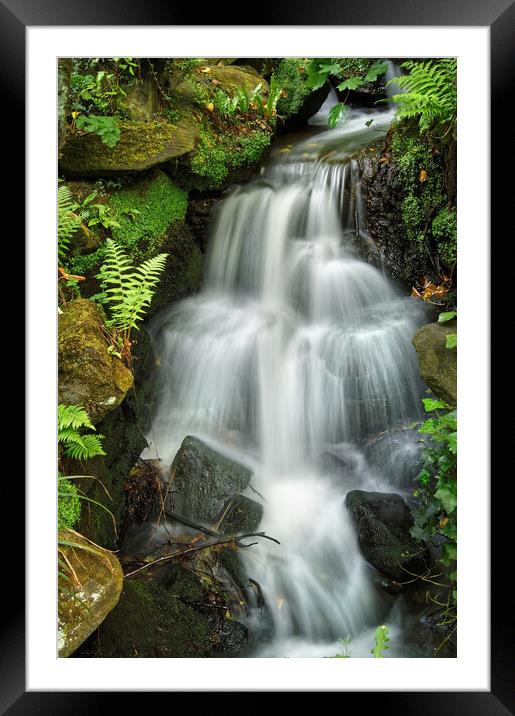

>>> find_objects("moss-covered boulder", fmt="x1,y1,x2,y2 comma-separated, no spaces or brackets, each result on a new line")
345,490,430,587
58,298,133,423
274,58,329,129
412,320,457,406
74,327,155,549
58,59,72,154
172,436,253,523
58,529,123,657
218,495,263,535
59,119,198,177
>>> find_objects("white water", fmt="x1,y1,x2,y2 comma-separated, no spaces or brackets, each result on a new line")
144,107,428,657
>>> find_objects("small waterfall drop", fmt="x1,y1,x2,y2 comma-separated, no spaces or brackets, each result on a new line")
144,106,428,657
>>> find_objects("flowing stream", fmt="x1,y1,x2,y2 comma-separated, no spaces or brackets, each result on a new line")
144,105,430,657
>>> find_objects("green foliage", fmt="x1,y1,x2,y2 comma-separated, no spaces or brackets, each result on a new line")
109,173,187,262
411,399,457,603
57,475,82,530
332,636,352,658
75,114,120,148
432,206,457,267
371,625,390,657
438,310,457,323
273,58,312,118
445,333,457,349
191,123,271,189
328,102,348,128
58,185,81,264
387,59,457,134
96,239,167,334
58,404,106,461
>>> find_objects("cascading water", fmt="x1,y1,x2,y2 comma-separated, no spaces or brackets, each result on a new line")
144,106,429,657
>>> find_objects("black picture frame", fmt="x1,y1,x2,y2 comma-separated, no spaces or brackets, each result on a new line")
10,0,506,711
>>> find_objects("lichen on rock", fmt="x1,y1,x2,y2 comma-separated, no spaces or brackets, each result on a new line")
58,298,133,423
58,529,123,657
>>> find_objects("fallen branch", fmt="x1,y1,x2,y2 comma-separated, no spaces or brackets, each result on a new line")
124,532,280,579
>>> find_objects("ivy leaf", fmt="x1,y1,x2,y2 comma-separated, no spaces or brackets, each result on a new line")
422,397,447,412
337,76,364,92
438,311,457,323
435,486,457,514
363,61,388,83
446,333,457,349
328,102,348,128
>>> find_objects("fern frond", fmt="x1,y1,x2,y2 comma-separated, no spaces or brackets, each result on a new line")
58,186,81,264
62,433,106,461
388,58,457,132
58,404,95,431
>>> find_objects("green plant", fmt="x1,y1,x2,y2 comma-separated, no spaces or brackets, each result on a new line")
58,185,81,264
332,636,352,658
371,625,390,657
57,476,82,530
411,398,457,604
58,404,106,461
387,59,457,134
75,114,121,148
95,239,167,363
438,310,457,348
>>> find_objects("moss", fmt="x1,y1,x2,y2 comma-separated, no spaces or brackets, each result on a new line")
273,59,311,118
334,58,376,79
92,579,213,657
390,122,453,271
190,121,271,190
58,477,81,530
59,118,198,176
109,170,188,262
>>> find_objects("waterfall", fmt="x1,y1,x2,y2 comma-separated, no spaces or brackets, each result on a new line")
144,107,428,657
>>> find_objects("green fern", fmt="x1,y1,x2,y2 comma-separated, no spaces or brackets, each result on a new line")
58,404,105,461
96,239,168,333
387,59,457,133
58,185,81,264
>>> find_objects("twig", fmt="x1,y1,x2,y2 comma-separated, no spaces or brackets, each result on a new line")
124,532,280,579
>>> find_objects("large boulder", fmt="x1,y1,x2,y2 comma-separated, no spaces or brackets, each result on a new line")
345,490,430,587
58,298,133,423
59,119,198,177
79,577,248,657
171,436,252,523
412,320,457,406
58,529,123,657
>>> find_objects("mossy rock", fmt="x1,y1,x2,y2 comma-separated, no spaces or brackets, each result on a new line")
171,436,253,523
207,64,269,95
75,327,155,549
58,529,123,657
58,298,133,424
59,119,198,177
218,494,263,535
412,320,457,406
346,490,431,586
89,579,213,657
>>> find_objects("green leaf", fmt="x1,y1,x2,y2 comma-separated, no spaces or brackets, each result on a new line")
371,625,390,658
422,397,448,412
434,486,457,514
328,102,348,129
445,333,457,349
438,311,457,323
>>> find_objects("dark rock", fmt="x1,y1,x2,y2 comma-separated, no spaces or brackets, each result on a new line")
346,490,431,586
124,459,163,523
186,193,222,252
218,494,263,535
171,436,252,523
412,321,457,406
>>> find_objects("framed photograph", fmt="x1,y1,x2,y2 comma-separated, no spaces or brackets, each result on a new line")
10,0,504,709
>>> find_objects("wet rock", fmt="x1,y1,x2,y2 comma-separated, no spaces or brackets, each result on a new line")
58,298,133,424
58,529,123,657
171,436,252,523
186,193,222,252
345,490,430,586
124,459,163,523
412,321,457,406
59,119,198,177
84,579,213,657
209,616,249,656
218,494,263,535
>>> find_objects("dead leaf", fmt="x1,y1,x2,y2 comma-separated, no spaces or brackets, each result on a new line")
419,169,428,182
